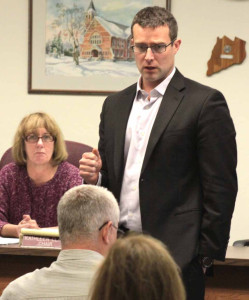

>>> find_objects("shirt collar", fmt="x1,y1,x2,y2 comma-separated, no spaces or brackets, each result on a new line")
135,67,176,100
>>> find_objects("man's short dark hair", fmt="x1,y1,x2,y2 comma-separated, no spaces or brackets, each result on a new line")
131,6,178,41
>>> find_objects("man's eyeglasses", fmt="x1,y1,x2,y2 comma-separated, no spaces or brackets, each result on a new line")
131,39,176,54
98,221,125,238
24,134,55,144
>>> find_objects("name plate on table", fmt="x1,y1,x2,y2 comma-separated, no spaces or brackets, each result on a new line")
19,228,61,249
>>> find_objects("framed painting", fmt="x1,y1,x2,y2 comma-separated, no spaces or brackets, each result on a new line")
28,0,170,95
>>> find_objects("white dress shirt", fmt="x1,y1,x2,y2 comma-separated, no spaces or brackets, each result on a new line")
119,68,176,232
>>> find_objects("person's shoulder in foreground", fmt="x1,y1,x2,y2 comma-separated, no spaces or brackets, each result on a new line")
0,249,103,300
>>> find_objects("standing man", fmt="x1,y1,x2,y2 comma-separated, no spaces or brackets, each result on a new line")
79,6,237,299
1,185,120,299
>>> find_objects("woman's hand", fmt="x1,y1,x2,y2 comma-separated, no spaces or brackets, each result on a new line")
1,215,40,238
18,214,40,229
14,215,40,237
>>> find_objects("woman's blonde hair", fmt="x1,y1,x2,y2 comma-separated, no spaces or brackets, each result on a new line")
90,234,186,300
12,112,68,165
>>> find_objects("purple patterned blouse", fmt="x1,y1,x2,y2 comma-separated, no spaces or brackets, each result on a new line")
0,161,82,232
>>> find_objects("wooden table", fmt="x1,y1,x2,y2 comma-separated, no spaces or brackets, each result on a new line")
0,244,60,295
1,244,249,298
205,246,249,299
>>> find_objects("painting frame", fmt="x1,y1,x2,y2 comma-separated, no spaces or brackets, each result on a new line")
28,0,170,96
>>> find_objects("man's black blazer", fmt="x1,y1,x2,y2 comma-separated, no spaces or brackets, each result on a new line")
98,69,237,269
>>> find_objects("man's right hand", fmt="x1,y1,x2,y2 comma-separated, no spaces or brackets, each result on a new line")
79,148,102,184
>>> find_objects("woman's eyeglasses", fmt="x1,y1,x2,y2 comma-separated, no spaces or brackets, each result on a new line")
24,134,55,144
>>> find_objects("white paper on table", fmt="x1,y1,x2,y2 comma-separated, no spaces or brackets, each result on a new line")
0,237,19,244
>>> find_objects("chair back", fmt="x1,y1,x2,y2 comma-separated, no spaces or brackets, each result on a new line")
0,148,13,169
0,140,93,169
65,140,92,168
233,240,249,247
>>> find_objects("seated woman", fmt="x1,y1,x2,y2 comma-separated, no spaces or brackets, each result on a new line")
90,234,186,300
0,112,82,237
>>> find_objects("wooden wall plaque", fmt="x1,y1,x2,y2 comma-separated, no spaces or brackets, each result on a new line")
207,36,246,76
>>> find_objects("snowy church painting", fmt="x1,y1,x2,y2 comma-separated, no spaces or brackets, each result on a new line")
81,1,133,61
45,0,152,78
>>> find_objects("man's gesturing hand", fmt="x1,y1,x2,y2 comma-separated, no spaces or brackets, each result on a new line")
79,148,102,185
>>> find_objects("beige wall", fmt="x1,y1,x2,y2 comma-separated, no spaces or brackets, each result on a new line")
0,0,248,244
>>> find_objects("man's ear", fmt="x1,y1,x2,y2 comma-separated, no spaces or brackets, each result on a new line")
101,221,113,244
173,38,181,53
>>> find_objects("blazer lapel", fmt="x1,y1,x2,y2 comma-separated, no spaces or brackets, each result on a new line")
141,70,185,174
113,85,137,180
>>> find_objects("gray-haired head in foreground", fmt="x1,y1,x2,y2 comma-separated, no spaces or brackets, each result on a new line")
131,6,178,41
57,185,120,245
